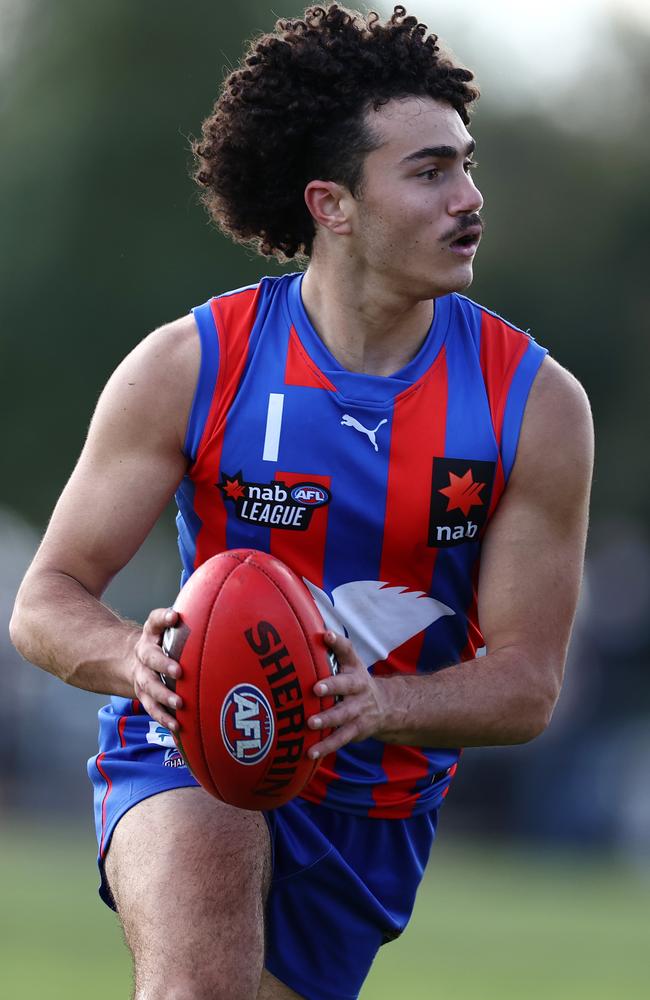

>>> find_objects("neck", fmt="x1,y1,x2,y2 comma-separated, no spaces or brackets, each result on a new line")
300,259,434,377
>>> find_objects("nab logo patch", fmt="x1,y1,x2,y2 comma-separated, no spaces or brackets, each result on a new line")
428,457,495,548
218,471,331,530
220,684,274,765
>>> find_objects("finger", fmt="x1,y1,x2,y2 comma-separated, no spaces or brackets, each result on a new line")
313,656,369,698
139,698,181,735
134,672,182,732
308,720,364,760
143,607,178,638
308,697,362,731
139,642,182,678
135,667,183,715
313,670,366,700
324,630,358,667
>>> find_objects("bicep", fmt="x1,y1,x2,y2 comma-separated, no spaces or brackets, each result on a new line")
36,431,186,598
478,357,594,676
29,316,199,597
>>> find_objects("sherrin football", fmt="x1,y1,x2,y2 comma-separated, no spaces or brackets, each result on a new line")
160,549,338,810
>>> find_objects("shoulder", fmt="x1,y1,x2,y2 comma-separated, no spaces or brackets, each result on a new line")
513,356,594,502
92,312,200,453
524,356,593,448
451,295,545,383
119,312,200,384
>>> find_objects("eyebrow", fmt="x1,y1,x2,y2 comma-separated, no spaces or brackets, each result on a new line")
401,139,476,163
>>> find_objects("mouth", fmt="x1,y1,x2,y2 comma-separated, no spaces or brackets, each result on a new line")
448,225,482,258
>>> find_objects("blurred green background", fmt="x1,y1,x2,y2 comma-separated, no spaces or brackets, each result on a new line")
2,824,648,998
1,1,649,997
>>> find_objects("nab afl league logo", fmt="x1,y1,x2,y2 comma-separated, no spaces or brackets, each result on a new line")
218,471,331,531
220,684,275,765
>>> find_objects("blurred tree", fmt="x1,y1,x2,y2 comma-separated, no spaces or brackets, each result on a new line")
469,20,650,519
0,0,301,523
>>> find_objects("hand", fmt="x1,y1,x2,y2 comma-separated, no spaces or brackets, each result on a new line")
132,608,184,732
307,631,389,759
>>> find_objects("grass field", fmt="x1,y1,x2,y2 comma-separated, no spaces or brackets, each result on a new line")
1,822,648,999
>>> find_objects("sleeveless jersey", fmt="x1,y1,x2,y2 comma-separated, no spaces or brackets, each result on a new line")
168,272,547,818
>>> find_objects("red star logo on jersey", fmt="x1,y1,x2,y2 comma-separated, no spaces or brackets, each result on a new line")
219,474,246,501
438,469,486,517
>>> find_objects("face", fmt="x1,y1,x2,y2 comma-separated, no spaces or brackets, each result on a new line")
350,96,484,299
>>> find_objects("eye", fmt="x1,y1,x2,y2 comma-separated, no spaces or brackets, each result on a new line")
418,167,440,180
464,159,479,173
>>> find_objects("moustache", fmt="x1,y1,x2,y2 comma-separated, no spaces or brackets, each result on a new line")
441,214,484,243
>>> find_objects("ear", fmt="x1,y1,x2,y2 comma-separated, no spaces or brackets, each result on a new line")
304,180,353,237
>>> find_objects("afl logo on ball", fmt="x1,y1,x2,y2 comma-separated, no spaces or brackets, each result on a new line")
220,684,275,765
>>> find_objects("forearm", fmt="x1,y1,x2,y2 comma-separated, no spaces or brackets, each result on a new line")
10,568,140,698
377,647,561,747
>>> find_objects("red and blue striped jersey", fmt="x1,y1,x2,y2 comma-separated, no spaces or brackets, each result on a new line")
174,272,547,818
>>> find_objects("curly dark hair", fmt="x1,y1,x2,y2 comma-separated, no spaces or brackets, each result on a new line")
193,4,479,260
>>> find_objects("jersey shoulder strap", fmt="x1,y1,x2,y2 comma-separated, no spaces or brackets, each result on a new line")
457,295,548,480
185,282,267,466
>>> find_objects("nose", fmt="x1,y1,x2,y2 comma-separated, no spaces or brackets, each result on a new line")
449,171,483,217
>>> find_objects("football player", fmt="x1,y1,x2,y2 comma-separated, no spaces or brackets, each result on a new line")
11,5,593,998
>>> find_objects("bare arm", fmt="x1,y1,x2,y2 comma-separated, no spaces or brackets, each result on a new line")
307,356,594,755
9,313,200,731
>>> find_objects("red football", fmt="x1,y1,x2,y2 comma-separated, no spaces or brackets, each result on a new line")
161,549,337,810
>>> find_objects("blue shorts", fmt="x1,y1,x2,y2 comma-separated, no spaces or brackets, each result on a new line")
88,702,438,1000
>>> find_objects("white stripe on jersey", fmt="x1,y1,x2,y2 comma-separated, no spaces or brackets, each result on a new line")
262,392,284,462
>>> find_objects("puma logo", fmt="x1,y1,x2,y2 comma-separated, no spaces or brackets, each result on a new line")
341,414,388,452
